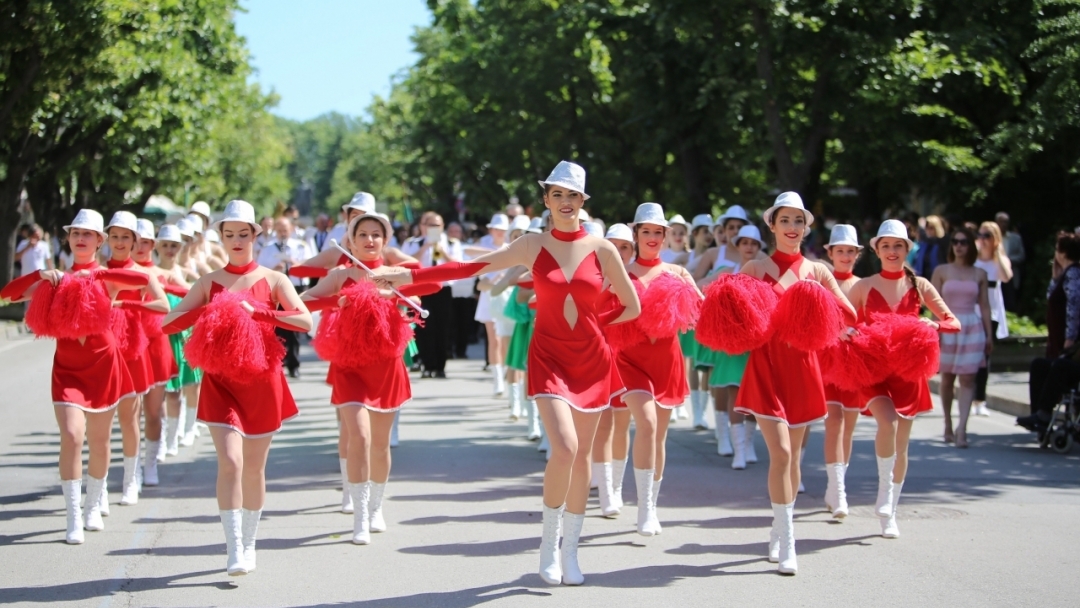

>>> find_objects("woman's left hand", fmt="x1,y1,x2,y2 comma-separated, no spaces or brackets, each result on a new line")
984,338,994,356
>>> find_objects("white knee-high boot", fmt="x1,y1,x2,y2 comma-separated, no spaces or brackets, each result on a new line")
527,399,542,440
369,482,387,532
165,415,180,456
716,411,733,456
875,455,897,518
826,463,848,518
633,468,660,536
493,364,506,396
120,456,139,505
538,504,564,585
651,477,663,535
691,391,708,429
83,475,106,531
774,501,797,575
560,511,585,585
349,481,371,545
881,481,903,538
181,406,198,446
219,509,248,575
389,412,400,448
143,440,160,487
594,462,618,517
611,458,626,510
61,479,84,545
241,508,261,571
731,423,747,470
339,458,353,514
744,419,758,463
509,382,523,420
98,472,110,517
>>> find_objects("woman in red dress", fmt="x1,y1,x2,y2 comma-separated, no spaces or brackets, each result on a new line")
104,211,169,506
845,220,959,539
163,200,312,576
385,161,640,586
734,193,856,575
301,212,439,545
1,209,147,544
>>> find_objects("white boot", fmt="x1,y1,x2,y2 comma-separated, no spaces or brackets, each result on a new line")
62,480,84,544
389,412,400,448
774,502,797,575
493,364,506,396
339,459,354,513
508,382,523,420
99,473,110,517
768,509,780,563
539,504,564,585
369,482,387,532
875,455,896,518
527,400,542,440
595,462,619,517
143,441,160,487
350,481,371,545
134,442,143,492
83,476,106,531
691,391,708,430
975,401,990,416
881,481,903,538
716,411,733,456
120,457,139,506
731,423,747,470
825,462,838,511
560,511,585,585
241,508,260,572
633,468,661,536
675,405,688,421
165,416,180,457
180,406,198,446
745,419,758,463
220,509,248,575
651,477,663,535
611,458,626,511
832,463,849,519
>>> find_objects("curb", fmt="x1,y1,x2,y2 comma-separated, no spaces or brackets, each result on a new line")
928,375,1027,418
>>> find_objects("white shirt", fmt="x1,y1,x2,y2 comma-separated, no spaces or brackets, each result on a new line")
257,237,311,287
17,240,51,276
402,234,464,287
323,224,348,252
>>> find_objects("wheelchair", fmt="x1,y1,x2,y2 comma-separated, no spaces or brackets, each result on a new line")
1039,386,1080,454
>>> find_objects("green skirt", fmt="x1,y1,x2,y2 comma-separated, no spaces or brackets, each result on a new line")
165,293,202,391
505,320,533,371
708,351,749,388
403,334,418,367
678,330,698,360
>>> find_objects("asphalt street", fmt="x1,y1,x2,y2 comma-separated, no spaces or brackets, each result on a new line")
1,336,1077,607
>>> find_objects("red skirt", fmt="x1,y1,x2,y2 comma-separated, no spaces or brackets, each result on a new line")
735,335,826,427
615,335,688,408
330,358,411,412
197,370,298,438
527,331,623,411
859,377,932,419
124,351,154,396
825,383,865,412
146,333,177,387
52,333,136,412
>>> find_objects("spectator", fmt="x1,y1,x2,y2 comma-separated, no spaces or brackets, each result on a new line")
256,217,311,378
1017,232,1080,431
505,198,524,220
912,215,948,278
402,211,463,378
996,212,1025,310
308,213,331,254
15,223,54,277
972,221,1012,416
255,216,275,255
447,221,479,359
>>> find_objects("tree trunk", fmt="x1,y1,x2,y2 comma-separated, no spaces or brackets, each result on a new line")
0,156,36,287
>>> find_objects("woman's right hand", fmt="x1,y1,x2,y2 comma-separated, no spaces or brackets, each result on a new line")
39,269,64,286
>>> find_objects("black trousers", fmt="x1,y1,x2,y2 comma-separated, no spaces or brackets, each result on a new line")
277,326,300,372
974,320,999,401
415,286,453,372
1029,357,1080,417
450,296,478,359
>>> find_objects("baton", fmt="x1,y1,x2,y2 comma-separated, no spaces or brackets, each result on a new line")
330,240,429,319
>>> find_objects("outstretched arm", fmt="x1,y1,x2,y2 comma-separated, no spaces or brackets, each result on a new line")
917,277,960,333
387,234,534,286
162,277,210,334
598,243,641,325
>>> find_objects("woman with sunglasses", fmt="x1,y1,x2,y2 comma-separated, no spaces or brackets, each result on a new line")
972,222,1013,416
932,227,993,447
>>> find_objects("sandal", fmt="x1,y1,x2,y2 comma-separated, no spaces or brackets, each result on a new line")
955,431,969,449
944,431,955,444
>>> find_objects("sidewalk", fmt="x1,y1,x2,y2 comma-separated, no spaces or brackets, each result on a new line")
928,371,1029,417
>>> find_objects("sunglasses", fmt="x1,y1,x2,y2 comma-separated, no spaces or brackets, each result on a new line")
952,238,969,246
977,232,993,239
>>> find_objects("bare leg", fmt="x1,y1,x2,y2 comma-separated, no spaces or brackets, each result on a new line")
341,405,372,484
119,395,142,458
940,372,956,442
757,419,796,504
210,427,244,510
336,408,348,459
725,387,745,423
54,406,87,481
956,374,976,448
165,391,182,419
592,409,614,463
841,410,859,464
369,410,396,484
687,358,699,391
789,426,808,497
535,398,601,513
144,385,165,441
869,398,898,458
894,417,914,483
625,393,658,470
654,405,672,480
824,403,845,464
240,436,274,511
612,410,632,461
85,410,115,480
484,322,497,367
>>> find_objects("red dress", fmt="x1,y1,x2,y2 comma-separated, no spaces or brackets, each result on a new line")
197,278,299,437
614,276,689,408
735,253,827,427
858,285,933,419
136,261,178,387
824,271,863,411
109,259,154,395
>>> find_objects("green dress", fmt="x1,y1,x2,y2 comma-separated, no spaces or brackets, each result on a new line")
678,330,698,360
708,351,749,388
503,287,534,372
165,293,202,391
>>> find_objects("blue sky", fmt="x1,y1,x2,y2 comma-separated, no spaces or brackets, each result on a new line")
234,1,431,121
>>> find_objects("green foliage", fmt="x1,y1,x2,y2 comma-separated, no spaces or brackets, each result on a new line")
1006,311,1048,336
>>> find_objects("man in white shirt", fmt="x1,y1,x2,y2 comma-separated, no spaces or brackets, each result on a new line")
256,217,310,377
16,224,54,276
402,211,463,378
324,192,376,252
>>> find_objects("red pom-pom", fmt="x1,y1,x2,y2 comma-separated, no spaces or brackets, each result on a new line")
49,275,112,339
819,324,889,392
24,279,57,337
639,272,701,340
771,280,845,352
110,307,148,353
331,282,413,367
312,308,341,362
697,273,778,354
870,312,940,382
185,290,284,382
602,281,646,351
141,310,164,340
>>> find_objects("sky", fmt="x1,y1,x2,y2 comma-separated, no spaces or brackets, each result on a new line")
234,0,431,122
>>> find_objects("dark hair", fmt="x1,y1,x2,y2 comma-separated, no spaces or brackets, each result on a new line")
632,222,667,259
902,265,923,308
351,216,386,240
1058,231,1080,262
947,226,978,266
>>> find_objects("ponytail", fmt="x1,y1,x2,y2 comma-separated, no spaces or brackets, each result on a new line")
902,265,923,308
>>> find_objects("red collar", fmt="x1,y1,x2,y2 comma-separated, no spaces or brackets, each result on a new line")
880,269,905,280
107,258,135,269
71,261,100,272
636,256,662,267
359,256,383,269
551,228,586,242
771,250,803,276
833,271,854,280
224,260,259,275
135,259,154,268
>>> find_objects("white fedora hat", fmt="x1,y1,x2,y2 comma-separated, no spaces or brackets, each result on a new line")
690,214,714,230
135,219,156,241
538,160,590,200
869,219,912,249
156,224,183,243
487,213,510,230
184,213,204,234
605,223,633,242
213,200,262,235
63,209,106,236
763,192,814,226
733,225,767,249
582,221,604,238
718,205,750,225
526,217,544,234
344,191,376,212
667,214,689,228
347,211,393,242
206,229,221,244
509,214,531,233
175,217,195,238
189,201,212,219
825,224,862,249
106,210,139,235
631,202,668,228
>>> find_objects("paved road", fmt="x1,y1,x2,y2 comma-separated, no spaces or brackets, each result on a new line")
1,336,1078,607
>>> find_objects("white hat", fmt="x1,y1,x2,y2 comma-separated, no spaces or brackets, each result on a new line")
538,160,590,200
344,191,376,212
189,201,211,219
156,224,183,243
690,214,713,230
631,202,668,228
825,224,862,249
582,221,604,238
869,219,912,249
487,213,510,230
175,217,195,238
184,213,204,234
347,211,393,243
509,215,531,233
213,200,262,235
578,209,591,222
605,223,633,242
206,228,221,244
526,217,544,234
135,219,156,241
667,214,689,228
718,205,750,225
763,192,814,226
106,210,139,235
733,225,766,249
63,209,106,236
